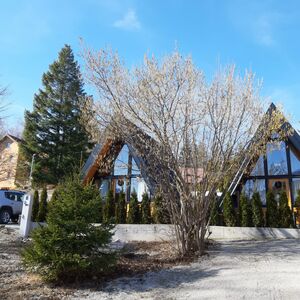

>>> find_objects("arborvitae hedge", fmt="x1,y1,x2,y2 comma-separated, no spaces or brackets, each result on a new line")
239,193,253,227
115,192,126,224
278,191,293,228
103,190,115,223
31,190,39,222
22,175,115,282
210,198,220,226
127,191,141,224
251,192,264,227
223,192,236,226
152,194,170,224
266,190,278,227
37,187,47,222
141,192,152,224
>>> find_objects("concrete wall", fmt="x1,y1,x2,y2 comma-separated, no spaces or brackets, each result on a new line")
28,223,300,242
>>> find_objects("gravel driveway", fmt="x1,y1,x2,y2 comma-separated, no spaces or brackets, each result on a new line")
2,225,300,299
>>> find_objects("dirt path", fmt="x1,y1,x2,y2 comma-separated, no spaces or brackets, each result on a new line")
2,226,300,299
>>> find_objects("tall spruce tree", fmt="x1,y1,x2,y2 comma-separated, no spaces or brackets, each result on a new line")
18,45,93,186
266,190,278,227
251,192,264,227
278,191,293,228
223,192,236,226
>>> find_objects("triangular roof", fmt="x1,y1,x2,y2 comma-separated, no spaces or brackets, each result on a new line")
228,103,300,195
0,134,23,144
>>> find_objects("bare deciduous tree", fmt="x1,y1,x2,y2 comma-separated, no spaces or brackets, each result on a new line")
83,48,286,256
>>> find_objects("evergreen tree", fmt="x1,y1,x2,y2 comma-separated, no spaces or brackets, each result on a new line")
115,192,126,224
210,197,220,226
103,190,115,223
37,187,48,222
251,192,264,227
127,191,141,224
223,192,236,226
239,193,253,227
152,194,170,224
22,175,115,282
18,45,93,186
278,191,293,228
31,190,39,222
141,192,151,224
266,190,278,227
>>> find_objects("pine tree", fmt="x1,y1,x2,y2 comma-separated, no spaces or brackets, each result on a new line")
37,187,48,222
223,192,236,226
239,193,252,227
278,191,293,228
252,192,264,227
141,192,151,224
31,190,39,222
115,192,126,224
266,190,278,227
18,45,93,186
103,190,115,223
127,191,141,224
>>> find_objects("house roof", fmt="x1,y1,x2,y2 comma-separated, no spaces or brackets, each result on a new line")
0,134,23,144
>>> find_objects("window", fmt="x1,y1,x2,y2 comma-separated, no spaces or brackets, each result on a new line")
267,142,288,175
250,155,265,176
99,179,109,199
131,157,141,175
113,145,129,176
130,177,148,202
243,179,266,205
290,146,300,175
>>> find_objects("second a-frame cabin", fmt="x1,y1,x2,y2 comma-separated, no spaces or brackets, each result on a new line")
230,104,300,212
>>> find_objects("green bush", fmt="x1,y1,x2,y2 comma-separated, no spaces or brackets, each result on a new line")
251,192,264,227
22,175,115,282
37,187,47,222
266,190,278,227
152,194,170,224
223,192,236,226
294,190,300,208
115,192,126,224
239,193,253,227
210,198,220,226
103,190,115,223
127,191,141,224
141,192,152,224
31,190,39,222
278,191,293,228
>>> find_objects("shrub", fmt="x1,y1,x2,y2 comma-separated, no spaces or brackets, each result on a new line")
37,187,47,222
239,193,253,227
31,190,39,222
22,175,115,282
252,192,264,227
210,198,220,226
223,192,236,226
141,192,151,224
278,191,293,228
115,192,126,224
103,190,115,223
127,191,141,224
266,190,278,227
152,194,170,224
294,190,300,208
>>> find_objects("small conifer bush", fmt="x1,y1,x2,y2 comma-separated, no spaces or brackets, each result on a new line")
251,192,264,227
278,191,293,228
127,191,141,224
266,190,278,227
141,192,152,224
115,192,126,224
223,192,236,226
22,175,115,282
239,193,253,227
152,194,170,224
103,190,115,223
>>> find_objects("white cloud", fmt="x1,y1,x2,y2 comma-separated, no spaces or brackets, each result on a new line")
113,9,141,31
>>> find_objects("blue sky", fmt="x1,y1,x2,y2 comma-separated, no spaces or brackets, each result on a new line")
1,0,300,128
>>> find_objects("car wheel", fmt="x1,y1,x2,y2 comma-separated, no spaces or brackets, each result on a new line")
0,209,11,224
